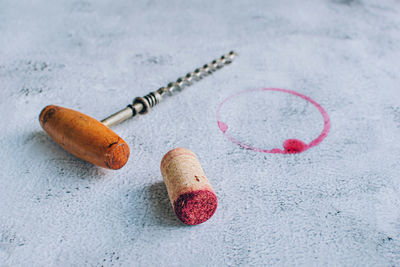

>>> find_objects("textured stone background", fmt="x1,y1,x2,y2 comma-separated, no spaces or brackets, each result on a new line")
1,0,400,266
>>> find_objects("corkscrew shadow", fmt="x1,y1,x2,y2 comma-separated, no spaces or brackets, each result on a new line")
146,182,183,227
25,130,107,179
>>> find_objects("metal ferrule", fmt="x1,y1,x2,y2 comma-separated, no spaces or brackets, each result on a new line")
101,106,134,127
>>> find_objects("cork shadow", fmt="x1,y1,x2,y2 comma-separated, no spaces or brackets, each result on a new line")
147,181,183,227
24,130,107,180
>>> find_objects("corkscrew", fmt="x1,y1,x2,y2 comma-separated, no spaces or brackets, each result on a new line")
39,51,237,169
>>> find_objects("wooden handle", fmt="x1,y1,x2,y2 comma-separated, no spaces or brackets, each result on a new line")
39,105,130,170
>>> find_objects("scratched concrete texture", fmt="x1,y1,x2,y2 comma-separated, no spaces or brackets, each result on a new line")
1,0,400,266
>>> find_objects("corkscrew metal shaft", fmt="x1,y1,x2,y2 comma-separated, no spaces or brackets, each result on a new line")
101,51,237,127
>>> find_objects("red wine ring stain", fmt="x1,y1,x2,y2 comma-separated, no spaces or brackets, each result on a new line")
216,88,330,154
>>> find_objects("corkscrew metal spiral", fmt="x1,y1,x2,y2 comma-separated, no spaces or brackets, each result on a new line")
101,51,237,127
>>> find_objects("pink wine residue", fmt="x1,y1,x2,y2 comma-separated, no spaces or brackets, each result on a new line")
216,88,331,154
217,121,229,133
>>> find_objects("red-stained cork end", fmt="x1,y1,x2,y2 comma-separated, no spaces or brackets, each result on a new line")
174,190,218,225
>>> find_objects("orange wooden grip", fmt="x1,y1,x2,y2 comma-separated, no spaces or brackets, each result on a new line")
39,105,130,169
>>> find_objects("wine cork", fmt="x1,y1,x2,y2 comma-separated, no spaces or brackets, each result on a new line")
160,148,218,225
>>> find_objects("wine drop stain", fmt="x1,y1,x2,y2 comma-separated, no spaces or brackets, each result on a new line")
217,121,228,133
283,139,307,154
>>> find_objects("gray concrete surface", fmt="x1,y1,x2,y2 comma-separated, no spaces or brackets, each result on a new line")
1,0,400,266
